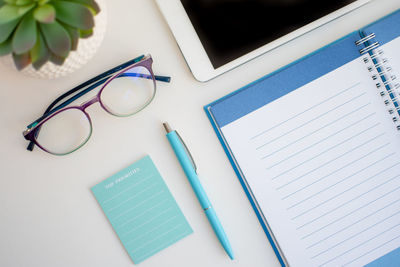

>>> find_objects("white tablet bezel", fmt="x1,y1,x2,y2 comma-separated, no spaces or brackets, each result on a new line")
156,0,371,82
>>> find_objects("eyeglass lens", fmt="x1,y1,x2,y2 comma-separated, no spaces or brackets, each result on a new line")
35,108,92,155
100,66,155,117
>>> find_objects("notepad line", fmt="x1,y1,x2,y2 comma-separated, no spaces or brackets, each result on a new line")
256,92,367,150
132,223,183,252
270,123,380,178
266,117,377,169
124,207,173,236
113,190,164,220
290,160,398,219
118,199,168,228
287,158,398,210
126,215,179,246
296,174,400,229
302,182,400,241
107,182,158,212
134,230,191,263
250,82,361,141
102,174,155,204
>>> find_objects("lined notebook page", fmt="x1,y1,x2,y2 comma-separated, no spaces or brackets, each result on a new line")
220,38,400,267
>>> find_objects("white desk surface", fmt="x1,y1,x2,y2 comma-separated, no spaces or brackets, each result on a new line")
1,0,400,266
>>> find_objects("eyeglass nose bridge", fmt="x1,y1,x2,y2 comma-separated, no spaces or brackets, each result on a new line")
80,96,100,110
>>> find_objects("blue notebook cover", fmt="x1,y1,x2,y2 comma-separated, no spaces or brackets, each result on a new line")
205,9,400,267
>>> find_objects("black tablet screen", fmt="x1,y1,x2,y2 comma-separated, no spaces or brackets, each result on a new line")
180,0,359,69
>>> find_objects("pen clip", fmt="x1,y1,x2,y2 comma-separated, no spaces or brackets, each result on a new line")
176,131,197,173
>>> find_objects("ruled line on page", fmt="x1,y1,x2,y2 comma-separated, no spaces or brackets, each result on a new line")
287,159,400,210
266,112,377,168
296,175,400,229
342,234,400,266
269,124,381,177
320,225,400,266
290,165,400,220
123,207,174,236
102,174,155,204
276,139,388,190
311,214,400,258
282,151,394,201
113,191,164,220
107,182,158,212
132,223,184,254
256,92,367,150
259,105,373,160
265,115,377,169
133,230,191,264
302,183,400,241
118,200,168,228
126,215,179,245
250,82,361,141
306,205,400,250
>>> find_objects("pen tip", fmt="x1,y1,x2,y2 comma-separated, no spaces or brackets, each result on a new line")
227,250,234,260
163,122,172,133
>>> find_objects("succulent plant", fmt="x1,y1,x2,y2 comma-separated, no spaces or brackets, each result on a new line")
0,0,100,70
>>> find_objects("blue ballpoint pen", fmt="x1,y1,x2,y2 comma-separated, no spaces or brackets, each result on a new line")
163,122,234,260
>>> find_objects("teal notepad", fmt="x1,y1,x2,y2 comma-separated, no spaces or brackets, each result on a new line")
91,156,193,264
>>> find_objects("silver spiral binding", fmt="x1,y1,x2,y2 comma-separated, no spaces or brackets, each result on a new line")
356,32,400,131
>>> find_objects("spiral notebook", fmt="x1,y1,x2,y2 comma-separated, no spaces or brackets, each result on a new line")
205,9,400,267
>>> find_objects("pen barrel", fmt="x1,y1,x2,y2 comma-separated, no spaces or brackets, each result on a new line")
205,207,234,259
166,132,211,209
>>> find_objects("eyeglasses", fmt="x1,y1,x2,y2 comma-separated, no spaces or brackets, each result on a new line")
23,54,170,155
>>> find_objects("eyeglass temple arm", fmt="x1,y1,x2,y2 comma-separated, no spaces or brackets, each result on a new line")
26,55,171,151
27,72,170,131
121,73,170,82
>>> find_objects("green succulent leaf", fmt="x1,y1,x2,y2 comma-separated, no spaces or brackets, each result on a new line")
0,36,12,55
60,0,100,14
78,28,91,38
0,17,19,42
12,11,36,54
30,29,49,69
52,1,93,30
0,5,20,23
12,50,30,69
15,0,33,5
49,51,65,65
38,0,50,5
0,3,35,24
61,22,78,50
33,4,55,23
39,20,70,58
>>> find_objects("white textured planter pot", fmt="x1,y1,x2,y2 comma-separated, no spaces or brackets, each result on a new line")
0,0,107,79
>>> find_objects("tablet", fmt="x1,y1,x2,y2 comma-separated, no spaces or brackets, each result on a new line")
156,0,371,82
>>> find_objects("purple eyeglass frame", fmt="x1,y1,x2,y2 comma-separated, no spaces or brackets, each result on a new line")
23,54,170,155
